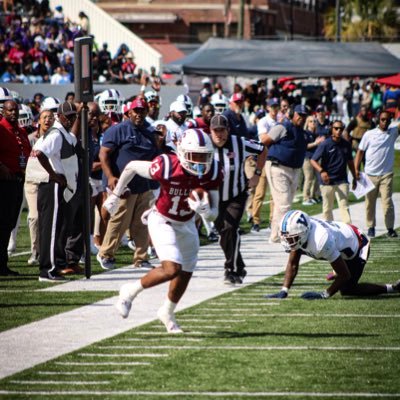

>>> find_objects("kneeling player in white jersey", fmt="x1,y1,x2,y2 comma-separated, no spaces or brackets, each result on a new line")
104,129,223,332
265,210,399,299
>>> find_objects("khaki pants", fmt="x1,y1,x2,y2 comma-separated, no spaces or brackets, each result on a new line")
100,190,154,263
24,181,39,257
302,158,319,201
365,173,394,229
320,183,351,224
266,160,300,242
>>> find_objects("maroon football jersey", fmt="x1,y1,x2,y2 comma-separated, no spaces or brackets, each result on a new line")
150,153,222,222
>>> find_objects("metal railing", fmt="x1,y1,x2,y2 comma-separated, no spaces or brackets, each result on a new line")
48,0,162,73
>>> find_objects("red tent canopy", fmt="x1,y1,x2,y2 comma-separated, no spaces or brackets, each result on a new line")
376,73,400,87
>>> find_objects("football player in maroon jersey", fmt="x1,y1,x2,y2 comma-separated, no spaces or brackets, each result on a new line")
104,128,222,333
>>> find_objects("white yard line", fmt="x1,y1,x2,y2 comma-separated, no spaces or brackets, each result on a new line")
10,380,109,385
38,371,132,375
0,390,399,397
77,353,168,358
96,345,400,351
53,361,151,366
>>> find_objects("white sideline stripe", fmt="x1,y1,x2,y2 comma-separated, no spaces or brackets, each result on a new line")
10,380,109,385
38,371,131,376
97,345,400,351
181,325,232,329
193,314,266,317
118,338,203,342
9,251,31,258
78,353,168,358
208,303,280,306
1,390,399,397
133,331,209,336
199,306,279,311
178,319,246,323
54,361,151,366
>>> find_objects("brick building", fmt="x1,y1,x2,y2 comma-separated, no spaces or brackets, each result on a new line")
97,0,335,43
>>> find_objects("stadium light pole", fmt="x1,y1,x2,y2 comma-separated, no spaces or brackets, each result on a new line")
237,0,244,39
74,37,94,279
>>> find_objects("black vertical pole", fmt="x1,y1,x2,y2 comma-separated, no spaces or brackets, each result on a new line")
290,0,294,40
81,105,91,279
335,0,341,42
74,36,94,279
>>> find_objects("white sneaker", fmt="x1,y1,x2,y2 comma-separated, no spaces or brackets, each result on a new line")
27,254,39,265
127,240,136,251
120,234,130,247
157,307,183,334
115,296,132,319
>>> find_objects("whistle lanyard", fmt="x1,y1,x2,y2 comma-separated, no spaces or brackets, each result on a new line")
13,127,27,170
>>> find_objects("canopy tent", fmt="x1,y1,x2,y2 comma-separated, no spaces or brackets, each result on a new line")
167,38,400,78
376,73,400,87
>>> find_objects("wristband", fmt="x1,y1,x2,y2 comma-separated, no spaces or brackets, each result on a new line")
254,168,262,176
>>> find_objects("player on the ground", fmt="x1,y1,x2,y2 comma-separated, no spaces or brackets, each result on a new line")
104,128,223,332
265,210,400,299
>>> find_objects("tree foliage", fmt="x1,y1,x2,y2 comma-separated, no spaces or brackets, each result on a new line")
323,0,398,41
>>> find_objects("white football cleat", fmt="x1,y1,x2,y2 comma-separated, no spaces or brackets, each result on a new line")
116,297,132,319
157,308,183,334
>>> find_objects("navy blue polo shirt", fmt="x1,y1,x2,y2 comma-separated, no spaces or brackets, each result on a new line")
304,129,317,159
222,109,249,138
316,118,330,137
312,137,353,185
101,120,159,193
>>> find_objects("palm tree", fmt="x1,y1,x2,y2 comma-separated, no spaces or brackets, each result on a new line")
323,0,398,41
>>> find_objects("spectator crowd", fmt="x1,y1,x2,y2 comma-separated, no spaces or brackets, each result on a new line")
0,0,162,85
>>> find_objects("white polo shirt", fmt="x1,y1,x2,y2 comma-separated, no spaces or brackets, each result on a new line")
358,126,399,176
257,114,279,138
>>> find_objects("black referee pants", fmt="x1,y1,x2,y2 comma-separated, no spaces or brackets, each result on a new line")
0,179,23,272
214,190,247,274
38,181,69,277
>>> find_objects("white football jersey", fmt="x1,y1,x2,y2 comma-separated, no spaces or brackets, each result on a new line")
301,219,360,263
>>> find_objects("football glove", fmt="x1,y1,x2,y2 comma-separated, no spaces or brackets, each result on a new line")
187,192,211,217
264,290,288,299
301,291,329,300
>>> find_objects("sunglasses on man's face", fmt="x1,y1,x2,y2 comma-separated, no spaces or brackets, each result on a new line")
380,118,390,122
333,126,344,130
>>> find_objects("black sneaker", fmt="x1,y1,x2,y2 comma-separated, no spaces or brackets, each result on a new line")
224,271,236,285
251,224,260,233
134,260,153,269
238,268,247,279
387,229,398,238
0,267,19,276
207,232,219,242
367,227,375,238
38,271,67,283
233,273,243,284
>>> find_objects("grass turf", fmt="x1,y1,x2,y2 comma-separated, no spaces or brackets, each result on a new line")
0,233,399,399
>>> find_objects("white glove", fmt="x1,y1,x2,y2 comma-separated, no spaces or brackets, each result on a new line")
187,191,211,217
103,191,120,216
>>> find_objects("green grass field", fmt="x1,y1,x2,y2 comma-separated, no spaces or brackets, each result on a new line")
0,152,399,398
0,234,399,399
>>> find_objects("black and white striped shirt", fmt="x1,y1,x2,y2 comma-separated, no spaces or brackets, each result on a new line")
214,135,264,202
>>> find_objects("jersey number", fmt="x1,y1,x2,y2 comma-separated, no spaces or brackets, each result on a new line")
168,195,192,217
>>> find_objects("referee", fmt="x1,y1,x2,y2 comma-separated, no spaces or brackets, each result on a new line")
210,115,266,284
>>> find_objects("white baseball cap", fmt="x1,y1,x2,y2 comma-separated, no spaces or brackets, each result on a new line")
169,100,187,113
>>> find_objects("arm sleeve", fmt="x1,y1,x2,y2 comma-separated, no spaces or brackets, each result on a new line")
113,160,152,197
311,141,324,162
267,124,287,142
